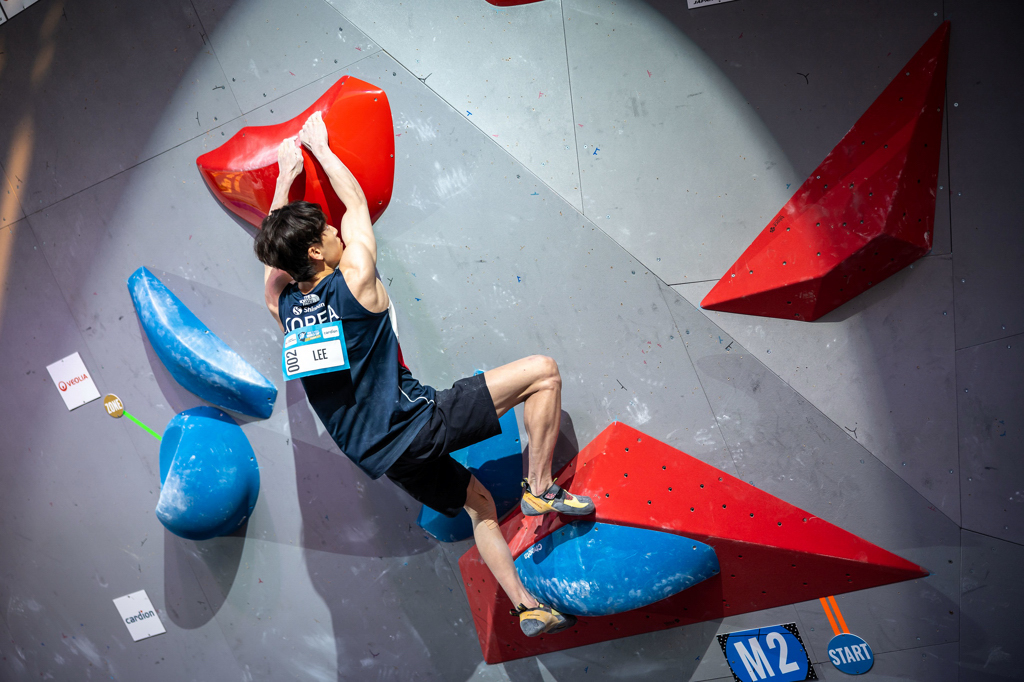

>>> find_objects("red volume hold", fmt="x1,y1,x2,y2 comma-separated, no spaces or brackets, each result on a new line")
196,75,395,230
702,22,950,321
459,423,928,663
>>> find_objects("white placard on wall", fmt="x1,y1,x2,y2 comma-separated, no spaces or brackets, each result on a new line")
2,0,42,20
46,352,101,411
112,590,166,642
687,0,739,8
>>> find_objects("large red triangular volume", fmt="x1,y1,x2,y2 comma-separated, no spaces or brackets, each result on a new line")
701,22,950,321
459,423,928,663
196,75,395,229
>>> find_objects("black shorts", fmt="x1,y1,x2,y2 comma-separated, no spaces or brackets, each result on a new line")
385,373,502,518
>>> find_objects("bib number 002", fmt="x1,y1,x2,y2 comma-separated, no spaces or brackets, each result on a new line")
284,348,301,375
281,321,350,381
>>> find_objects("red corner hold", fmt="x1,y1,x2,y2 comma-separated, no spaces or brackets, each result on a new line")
459,423,927,663
702,22,950,321
486,0,545,6
196,75,395,229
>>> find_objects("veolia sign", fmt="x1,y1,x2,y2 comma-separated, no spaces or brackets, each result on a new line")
46,352,100,410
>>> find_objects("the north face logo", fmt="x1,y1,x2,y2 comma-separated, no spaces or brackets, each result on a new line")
300,293,320,306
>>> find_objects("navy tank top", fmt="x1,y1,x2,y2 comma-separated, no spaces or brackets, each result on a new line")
278,269,435,479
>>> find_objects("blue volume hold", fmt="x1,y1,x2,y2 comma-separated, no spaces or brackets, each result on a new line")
156,407,260,541
417,408,522,542
128,267,277,418
514,522,720,616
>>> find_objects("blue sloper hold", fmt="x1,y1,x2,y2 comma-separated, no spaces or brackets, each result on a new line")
514,521,721,616
417,408,522,542
128,267,277,418
156,407,260,541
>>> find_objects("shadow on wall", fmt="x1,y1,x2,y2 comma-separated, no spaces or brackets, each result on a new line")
502,616,721,682
0,0,240,335
287,379,437,558
294,405,588,681
162,527,246,629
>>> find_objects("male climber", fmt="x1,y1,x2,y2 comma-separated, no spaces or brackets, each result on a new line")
253,111,595,637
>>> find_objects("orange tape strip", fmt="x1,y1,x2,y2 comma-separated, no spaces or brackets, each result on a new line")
819,597,841,636
828,595,850,634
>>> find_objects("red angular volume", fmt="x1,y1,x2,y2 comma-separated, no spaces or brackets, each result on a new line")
702,22,950,321
459,423,928,663
196,75,395,229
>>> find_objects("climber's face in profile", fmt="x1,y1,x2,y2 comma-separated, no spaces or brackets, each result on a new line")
307,222,342,273
318,223,343,270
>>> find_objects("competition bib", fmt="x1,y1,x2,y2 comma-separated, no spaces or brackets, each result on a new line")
282,321,350,381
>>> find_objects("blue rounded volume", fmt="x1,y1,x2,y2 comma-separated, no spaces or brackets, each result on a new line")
514,521,720,616
156,407,260,541
128,267,278,419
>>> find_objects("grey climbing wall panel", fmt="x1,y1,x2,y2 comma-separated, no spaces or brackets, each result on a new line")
0,0,1021,679
327,0,584,212
946,0,1024,350
674,255,960,523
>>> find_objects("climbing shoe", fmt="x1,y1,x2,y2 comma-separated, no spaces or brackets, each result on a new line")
512,602,577,637
521,479,595,516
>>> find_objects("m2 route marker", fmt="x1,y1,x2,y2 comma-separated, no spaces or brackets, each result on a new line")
719,623,816,682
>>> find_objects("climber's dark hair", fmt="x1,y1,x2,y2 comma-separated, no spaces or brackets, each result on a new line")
253,201,328,282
